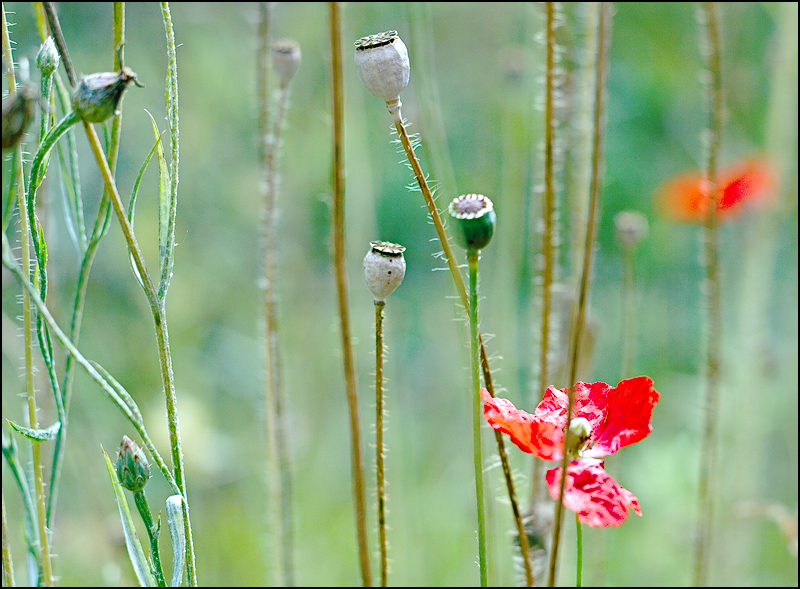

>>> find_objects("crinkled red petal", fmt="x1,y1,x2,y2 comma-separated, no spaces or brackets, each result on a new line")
481,389,563,460
586,376,660,458
546,460,642,528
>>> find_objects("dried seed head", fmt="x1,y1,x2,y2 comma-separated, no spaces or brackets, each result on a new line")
272,39,301,88
448,194,496,252
2,85,37,150
614,210,649,248
116,435,150,493
363,240,407,302
72,66,142,123
354,30,410,103
37,37,60,76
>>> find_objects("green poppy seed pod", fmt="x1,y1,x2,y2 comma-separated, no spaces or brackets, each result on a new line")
36,37,60,76
2,85,37,150
116,435,150,493
72,66,142,123
272,39,301,88
354,30,410,104
448,194,496,252
363,240,406,302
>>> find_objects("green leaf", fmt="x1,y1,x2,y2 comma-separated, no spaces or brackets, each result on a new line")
7,420,61,442
102,446,156,587
144,110,172,269
166,495,185,587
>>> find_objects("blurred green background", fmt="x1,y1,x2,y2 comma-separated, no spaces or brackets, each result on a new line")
2,2,796,586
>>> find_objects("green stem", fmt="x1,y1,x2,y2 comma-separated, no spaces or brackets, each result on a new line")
388,104,533,583
467,251,488,586
375,300,388,586
575,514,583,587
2,11,53,583
134,490,166,587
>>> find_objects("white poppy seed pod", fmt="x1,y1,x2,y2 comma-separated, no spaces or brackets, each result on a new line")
272,39,301,88
363,241,406,302
354,30,410,104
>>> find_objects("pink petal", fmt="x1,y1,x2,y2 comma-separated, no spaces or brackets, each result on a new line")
546,460,642,528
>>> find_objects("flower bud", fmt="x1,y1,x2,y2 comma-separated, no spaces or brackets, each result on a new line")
363,240,406,302
354,30,410,103
37,37,60,76
72,66,142,123
272,39,301,88
448,194,496,252
116,435,150,492
2,85,37,150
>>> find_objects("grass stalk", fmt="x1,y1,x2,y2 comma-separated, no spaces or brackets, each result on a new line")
329,4,372,585
1,9,53,584
258,4,295,584
693,3,723,585
49,2,126,530
547,3,610,585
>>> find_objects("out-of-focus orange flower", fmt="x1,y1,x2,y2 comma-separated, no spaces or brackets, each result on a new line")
657,157,777,221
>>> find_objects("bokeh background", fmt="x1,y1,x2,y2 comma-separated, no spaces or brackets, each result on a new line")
2,2,797,586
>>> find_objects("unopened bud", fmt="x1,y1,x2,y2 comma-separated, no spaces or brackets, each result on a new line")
363,240,406,302
272,39,301,88
37,37,60,76
116,435,150,492
72,66,142,123
354,30,410,104
448,194,496,252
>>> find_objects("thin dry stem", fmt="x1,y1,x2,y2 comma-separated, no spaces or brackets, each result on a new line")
548,3,610,585
330,4,372,585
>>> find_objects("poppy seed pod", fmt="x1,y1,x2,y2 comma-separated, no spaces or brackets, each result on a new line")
363,240,406,302
272,39,301,88
116,435,150,493
448,194,496,252
354,30,410,103
72,66,142,123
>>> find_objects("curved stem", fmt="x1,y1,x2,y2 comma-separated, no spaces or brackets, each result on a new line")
548,3,610,585
389,98,532,586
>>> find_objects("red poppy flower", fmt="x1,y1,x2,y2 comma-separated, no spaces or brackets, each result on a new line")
482,376,660,527
657,157,777,222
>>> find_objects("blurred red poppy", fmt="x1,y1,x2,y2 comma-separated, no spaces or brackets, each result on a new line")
482,376,660,527
657,157,777,221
